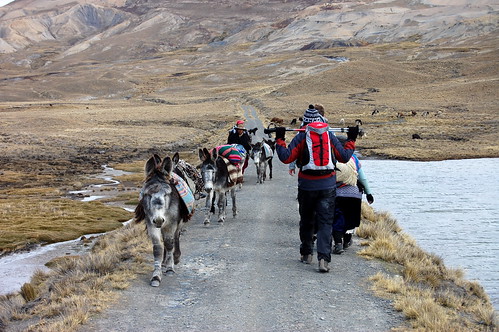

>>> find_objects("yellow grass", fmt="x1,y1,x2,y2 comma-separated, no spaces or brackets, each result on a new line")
359,203,497,330
0,223,151,332
0,195,132,254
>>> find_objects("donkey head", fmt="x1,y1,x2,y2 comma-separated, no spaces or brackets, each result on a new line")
251,142,263,164
142,155,175,228
199,148,216,192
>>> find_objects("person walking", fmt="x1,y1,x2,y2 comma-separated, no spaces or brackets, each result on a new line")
274,106,358,272
288,104,328,176
332,153,374,254
227,120,252,173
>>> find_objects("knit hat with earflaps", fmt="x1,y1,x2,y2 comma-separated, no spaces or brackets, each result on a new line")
302,107,326,125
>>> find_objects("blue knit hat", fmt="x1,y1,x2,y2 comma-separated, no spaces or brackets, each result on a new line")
302,106,325,124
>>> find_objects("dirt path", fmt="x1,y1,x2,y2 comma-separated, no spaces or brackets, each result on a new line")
79,107,405,331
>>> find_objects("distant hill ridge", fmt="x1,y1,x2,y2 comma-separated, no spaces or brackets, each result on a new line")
1,0,497,57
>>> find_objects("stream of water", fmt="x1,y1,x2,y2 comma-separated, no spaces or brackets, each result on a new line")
361,158,499,309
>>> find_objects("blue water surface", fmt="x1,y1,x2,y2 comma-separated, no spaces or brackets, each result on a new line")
361,158,499,309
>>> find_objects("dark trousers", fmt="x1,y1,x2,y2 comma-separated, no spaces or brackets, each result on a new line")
333,197,362,244
298,188,335,262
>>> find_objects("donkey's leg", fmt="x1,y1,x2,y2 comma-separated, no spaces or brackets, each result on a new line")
269,159,273,179
163,234,175,274
231,187,237,217
217,191,227,223
263,162,267,182
173,222,183,265
161,243,168,270
204,191,215,225
148,227,164,287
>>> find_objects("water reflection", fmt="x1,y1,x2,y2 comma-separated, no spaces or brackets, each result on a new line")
361,158,499,309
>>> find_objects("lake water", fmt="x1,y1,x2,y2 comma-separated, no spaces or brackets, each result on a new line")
361,158,499,309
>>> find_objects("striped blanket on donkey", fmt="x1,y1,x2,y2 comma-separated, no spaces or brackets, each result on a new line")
171,172,195,218
213,144,245,185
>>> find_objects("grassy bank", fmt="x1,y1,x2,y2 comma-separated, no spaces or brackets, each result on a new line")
0,222,150,331
0,198,497,331
0,181,134,256
357,203,497,331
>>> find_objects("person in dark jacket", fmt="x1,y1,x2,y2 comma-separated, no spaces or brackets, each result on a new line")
274,106,359,272
227,120,252,173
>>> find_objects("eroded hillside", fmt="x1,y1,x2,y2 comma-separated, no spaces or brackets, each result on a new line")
0,0,497,166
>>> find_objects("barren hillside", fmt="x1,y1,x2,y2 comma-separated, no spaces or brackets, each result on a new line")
0,0,498,168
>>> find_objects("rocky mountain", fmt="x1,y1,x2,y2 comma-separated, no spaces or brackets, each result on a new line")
0,0,497,101
2,0,497,54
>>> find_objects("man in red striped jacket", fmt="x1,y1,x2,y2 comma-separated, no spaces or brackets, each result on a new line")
274,106,358,272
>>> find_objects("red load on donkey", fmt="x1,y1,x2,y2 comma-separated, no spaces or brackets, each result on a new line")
212,144,246,185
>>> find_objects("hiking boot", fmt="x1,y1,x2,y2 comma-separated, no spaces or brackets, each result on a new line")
343,233,353,249
300,254,313,264
333,243,344,255
318,259,330,273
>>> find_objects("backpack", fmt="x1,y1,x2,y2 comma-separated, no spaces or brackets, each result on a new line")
301,122,336,175
335,157,358,186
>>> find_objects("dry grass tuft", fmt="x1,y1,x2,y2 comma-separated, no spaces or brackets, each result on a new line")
358,203,497,331
0,223,151,331
20,283,38,302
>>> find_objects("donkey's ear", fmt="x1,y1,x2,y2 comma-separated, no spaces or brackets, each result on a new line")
199,148,207,162
172,152,180,165
145,155,159,176
203,148,212,161
153,154,161,164
211,148,218,160
162,156,173,176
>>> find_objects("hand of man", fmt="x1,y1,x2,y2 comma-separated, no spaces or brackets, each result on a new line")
347,126,359,141
275,127,286,140
289,168,295,176
366,194,374,204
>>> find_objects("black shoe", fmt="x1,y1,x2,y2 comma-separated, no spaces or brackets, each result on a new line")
343,233,352,249
333,243,344,255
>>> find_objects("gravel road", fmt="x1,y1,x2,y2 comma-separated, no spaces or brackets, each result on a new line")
80,108,405,332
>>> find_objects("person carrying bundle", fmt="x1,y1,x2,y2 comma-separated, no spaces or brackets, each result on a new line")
333,153,374,254
273,106,359,273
